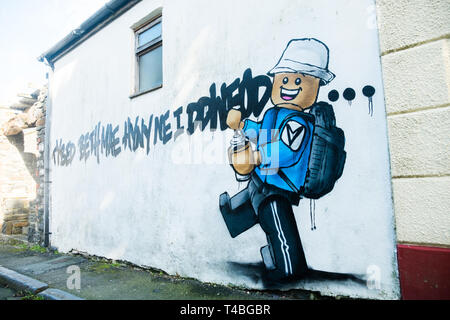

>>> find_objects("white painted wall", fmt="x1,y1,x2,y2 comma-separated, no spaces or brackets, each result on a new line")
48,0,399,299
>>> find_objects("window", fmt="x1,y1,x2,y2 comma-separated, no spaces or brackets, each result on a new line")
134,16,162,95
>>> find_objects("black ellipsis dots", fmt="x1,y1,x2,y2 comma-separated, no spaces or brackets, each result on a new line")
327,85,376,114
343,88,356,103
328,90,339,102
362,85,375,98
363,85,376,117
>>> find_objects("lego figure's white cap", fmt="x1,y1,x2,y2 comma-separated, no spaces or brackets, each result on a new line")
268,38,335,85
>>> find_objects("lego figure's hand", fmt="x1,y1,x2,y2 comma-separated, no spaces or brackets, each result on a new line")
253,150,262,166
226,109,244,130
230,149,262,175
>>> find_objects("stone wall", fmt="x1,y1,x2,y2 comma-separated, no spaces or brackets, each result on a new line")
0,126,37,236
1,198,32,236
0,86,47,243
29,120,46,244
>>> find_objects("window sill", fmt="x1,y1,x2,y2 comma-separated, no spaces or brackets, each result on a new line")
129,85,162,99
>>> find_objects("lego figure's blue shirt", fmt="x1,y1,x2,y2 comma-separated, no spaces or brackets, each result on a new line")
243,106,314,193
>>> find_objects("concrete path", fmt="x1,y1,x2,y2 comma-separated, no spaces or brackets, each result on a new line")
0,285,16,300
0,240,314,300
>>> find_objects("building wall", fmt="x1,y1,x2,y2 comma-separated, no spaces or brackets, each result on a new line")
376,0,450,299
47,0,399,299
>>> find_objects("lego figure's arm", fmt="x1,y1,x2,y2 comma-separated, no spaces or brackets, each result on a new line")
258,140,300,169
227,109,262,143
242,119,261,144
227,109,263,172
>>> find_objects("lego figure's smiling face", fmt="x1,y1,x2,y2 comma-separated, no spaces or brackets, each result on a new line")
271,73,320,111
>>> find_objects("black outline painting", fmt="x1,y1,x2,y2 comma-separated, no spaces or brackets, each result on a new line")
50,36,377,289
219,38,349,285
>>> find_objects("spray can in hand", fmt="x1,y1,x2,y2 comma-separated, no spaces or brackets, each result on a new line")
228,129,255,182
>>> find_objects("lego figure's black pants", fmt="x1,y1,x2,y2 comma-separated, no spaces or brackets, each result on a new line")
219,173,308,279
258,196,308,278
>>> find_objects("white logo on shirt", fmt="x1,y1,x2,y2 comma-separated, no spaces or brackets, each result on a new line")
281,120,305,151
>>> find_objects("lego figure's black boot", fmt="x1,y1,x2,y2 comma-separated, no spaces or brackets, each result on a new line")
219,189,258,238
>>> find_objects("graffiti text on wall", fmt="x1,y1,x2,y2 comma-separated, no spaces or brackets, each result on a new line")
52,68,272,166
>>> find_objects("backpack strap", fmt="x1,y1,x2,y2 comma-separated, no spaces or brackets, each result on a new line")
277,168,300,194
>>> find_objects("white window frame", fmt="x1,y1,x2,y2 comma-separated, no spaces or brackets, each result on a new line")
131,14,162,98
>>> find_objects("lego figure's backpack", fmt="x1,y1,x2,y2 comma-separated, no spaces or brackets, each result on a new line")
301,102,346,199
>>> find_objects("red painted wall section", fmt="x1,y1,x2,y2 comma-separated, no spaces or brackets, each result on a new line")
397,244,450,300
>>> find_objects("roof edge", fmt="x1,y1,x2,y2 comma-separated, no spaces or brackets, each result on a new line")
38,0,141,66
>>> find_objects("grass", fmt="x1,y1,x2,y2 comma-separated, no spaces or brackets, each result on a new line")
29,244,47,254
14,243,48,254
21,292,44,300
12,289,45,301
88,262,122,273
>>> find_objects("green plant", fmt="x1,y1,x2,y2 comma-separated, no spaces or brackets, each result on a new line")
29,245,47,254
16,291,44,301
21,293,44,300
89,261,122,273
14,243,48,254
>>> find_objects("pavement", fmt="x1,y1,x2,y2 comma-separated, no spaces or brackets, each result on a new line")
0,285,17,300
0,236,317,300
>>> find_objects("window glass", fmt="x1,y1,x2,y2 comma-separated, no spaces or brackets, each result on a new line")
139,45,162,92
138,22,162,47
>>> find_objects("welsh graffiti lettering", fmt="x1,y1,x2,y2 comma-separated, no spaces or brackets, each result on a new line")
52,68,273,166
122,116,153,154
186,68,271,134
52,65,375,173
52,139,76,167
76,122,121,164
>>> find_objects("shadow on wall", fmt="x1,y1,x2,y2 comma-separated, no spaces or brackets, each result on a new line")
227,261,366,290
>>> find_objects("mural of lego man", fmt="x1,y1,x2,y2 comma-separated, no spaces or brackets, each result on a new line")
220,38,336,283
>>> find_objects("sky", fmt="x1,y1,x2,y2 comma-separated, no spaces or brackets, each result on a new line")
0,0,109,106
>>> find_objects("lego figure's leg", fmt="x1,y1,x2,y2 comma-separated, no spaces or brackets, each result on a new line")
258,196,308,280
219,189,258,238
